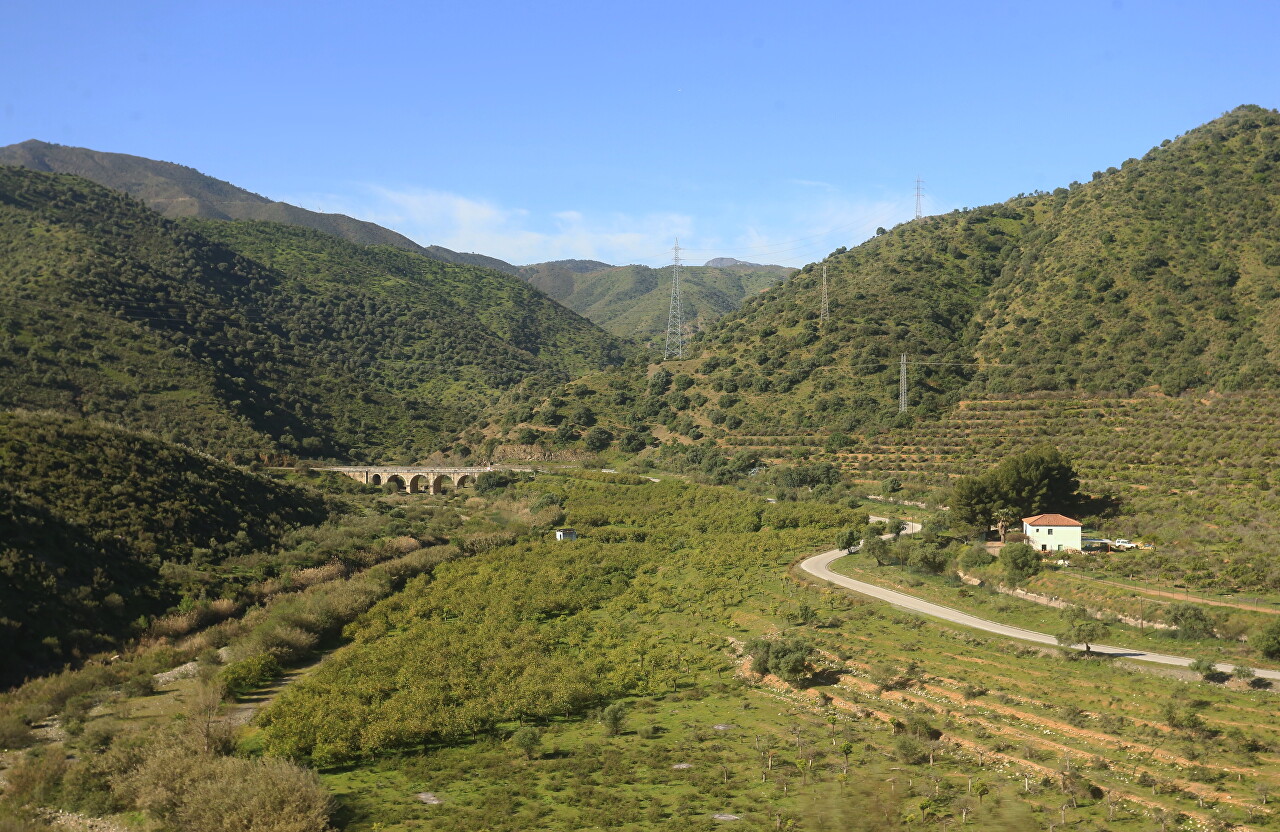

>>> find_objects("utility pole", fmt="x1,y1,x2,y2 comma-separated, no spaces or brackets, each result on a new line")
820,264,830,328
899,354,908,413
915,177,925,220
664,239,684,360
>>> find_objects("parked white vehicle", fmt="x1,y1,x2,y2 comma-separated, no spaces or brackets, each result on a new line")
1112,539,1138,550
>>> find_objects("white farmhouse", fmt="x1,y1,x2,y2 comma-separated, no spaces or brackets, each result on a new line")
1021,514,1082,553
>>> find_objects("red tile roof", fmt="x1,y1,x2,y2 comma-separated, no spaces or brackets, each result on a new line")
1022,514,1082,527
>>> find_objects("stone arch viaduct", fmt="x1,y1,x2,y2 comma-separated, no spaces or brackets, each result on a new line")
318,466,535,495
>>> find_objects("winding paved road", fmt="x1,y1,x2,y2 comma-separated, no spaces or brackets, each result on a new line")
800,518,1280,681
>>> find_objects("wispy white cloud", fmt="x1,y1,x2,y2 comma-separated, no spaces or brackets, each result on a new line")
291,186,693,266
786,178,839,191
675,194,912,267
288,183,917,268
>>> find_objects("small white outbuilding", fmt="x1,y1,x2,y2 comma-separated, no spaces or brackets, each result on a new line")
554,528,578,542
1022,514,1082,553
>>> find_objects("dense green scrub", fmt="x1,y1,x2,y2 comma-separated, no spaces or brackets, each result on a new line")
503,106,1280,450
0,411,328,680
519,261,793,342
258,476,857,763
0,166,625,460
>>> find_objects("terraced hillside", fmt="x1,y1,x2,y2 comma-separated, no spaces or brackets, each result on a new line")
206,476,1280,829
840,392,1280,591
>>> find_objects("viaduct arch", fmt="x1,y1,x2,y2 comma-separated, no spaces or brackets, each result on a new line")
318,466,535,495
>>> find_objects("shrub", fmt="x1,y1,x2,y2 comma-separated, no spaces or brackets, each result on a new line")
1253,618,1280,659
3,749,68,806
0,815,60,831
1168,603,1215,640
958,545,995,570
220,653,281,698
510,726,542,759
600,703,628,737
175,756,333,832
0,714,34,750
252,623,318,663
583,427,613,452
120,673,155,698
1188,658,1221,681
999,542,1041,583
746,638,814,682
895,735,928,765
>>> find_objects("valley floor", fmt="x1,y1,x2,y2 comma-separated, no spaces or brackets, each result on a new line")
6,471,1280,832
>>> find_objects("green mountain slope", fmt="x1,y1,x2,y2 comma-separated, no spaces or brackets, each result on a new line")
0,411,328,679
0,167,626,460
656,105,1280,436
969,108,1280,394
519,261,795,342
493,106,1280,460
0,139,521,274
517,259,614,298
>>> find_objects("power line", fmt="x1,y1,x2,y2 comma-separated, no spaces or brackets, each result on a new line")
633,206,915,266
664,239,684,360
820,264,830,328
900,353,908,412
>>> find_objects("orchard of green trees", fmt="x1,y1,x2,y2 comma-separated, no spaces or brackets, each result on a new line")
259,475,859,764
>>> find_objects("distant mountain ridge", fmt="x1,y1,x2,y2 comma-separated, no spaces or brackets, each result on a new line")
704,257,780,268
0,139,522,274
517,259,795,341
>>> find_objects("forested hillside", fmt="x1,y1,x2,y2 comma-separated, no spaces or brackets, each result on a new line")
0,139,521,273
511,106,1280,450
0,167,627,460
719,107,1278,428
0,411,328,680
518,260,794,342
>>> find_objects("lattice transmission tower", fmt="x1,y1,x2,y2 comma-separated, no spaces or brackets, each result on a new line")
664,239,684,360
899,354,908,412
915,177,925,220
820,264,830,328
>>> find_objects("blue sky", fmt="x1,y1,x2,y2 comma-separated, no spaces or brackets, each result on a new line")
3,1,1276,267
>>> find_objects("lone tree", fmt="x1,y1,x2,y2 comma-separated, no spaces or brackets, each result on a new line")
1056,605,1110,654
999,542,1042,584
1254,618,1280,660
835,526,863,553
510,726,542,760
951,446,1081,538
600,702,628,737
746,637,815,683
